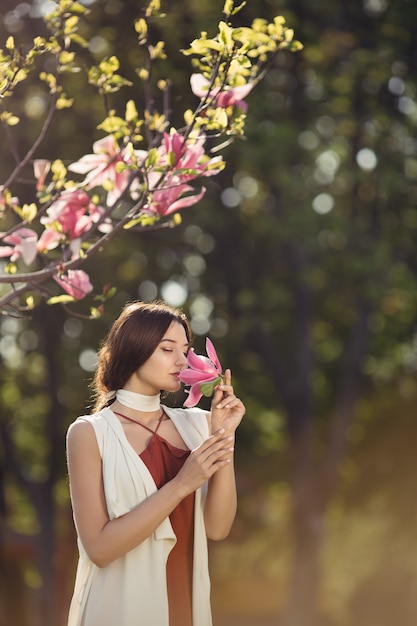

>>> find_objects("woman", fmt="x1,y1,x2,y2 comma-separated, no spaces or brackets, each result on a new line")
66,300,245,626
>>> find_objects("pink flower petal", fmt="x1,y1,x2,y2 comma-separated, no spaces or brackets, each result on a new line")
229,83,254,100
187,349,218,374
190,73,219,98
53,269,93,300
179,369,217,385
0,246,14,258
37,228,61,252
67,154,102,175
162,187,206,215
4,227,37,244
206,337,222,372
20,238,38,265
183,384,203,408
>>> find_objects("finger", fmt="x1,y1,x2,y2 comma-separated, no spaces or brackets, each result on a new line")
194,431,231,453
197,435,234,462
224,368,231,385
218,384,233,395
216,394,237,409
205,445,235,467
215,383,234,402
211,385,224,404
205,456,233,479
193,430,225,453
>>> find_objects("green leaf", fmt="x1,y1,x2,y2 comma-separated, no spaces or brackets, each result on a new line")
59,51,75,64
146,147,159,167
200,376,222,397
47,294,75,305
98,115,126,133
21,203,38,222
125,99,138,122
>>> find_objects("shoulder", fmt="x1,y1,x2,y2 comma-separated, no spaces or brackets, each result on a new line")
66,409,109,448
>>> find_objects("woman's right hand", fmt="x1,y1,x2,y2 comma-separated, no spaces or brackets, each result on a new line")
174,429,234,495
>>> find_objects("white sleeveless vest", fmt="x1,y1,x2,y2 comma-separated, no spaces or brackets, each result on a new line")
67,405,212,626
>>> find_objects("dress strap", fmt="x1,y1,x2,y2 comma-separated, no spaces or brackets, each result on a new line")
113,411,165,434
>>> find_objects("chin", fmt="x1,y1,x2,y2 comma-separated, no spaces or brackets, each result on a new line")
166,380,181,393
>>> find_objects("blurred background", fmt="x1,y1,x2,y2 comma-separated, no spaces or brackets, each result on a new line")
1,0,417,625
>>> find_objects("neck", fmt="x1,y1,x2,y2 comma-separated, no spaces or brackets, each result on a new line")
116,389,161,412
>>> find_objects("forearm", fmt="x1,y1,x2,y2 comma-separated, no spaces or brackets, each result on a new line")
82,476,187,568
204,458,237,540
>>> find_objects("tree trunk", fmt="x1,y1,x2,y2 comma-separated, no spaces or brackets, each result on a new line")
280,420,325,626
282,510,324,626
31,482,58,626
281,299,370,625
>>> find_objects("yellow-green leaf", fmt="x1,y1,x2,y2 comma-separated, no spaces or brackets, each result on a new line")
125,99,138,122
21,203,38,222
47,294,76,305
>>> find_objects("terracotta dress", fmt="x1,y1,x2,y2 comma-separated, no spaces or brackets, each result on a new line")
119,412,195,626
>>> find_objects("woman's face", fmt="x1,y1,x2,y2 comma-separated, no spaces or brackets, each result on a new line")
127,321,189,395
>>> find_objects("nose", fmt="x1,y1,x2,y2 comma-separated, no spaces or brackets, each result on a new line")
177,351,188,367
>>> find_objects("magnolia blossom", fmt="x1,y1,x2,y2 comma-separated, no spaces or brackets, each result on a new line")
179,338,224,407
33,159,51,191
41,189,104,241
161,130,223,174
68,135,146,205
37,228,62,253
0,228,39,265
144,176,206,216
0,226,64,266
143,131,223,216
190,73,254,112
53,269,93,300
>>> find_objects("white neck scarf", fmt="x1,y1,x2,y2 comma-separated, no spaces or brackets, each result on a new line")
116,389,161,412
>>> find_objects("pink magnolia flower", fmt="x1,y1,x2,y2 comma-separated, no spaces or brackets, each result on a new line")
0,226,63,265
142,131,223,217
37,228,62,253
33,159,51,191
144,177,206,216
0,228,39,265
53,269,93,300
161,130,223,175
68,135,146,205
190,73,254,112
41,189,104,240
179,338,224,407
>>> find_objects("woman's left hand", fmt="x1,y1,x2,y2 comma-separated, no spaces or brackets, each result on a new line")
210,369,245,435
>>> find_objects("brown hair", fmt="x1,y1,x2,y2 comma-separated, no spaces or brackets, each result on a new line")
91,300,191,412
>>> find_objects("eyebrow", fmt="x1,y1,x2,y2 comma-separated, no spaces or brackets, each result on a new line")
160,338,189,348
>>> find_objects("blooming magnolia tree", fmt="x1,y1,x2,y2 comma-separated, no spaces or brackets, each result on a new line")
0,0,302,317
